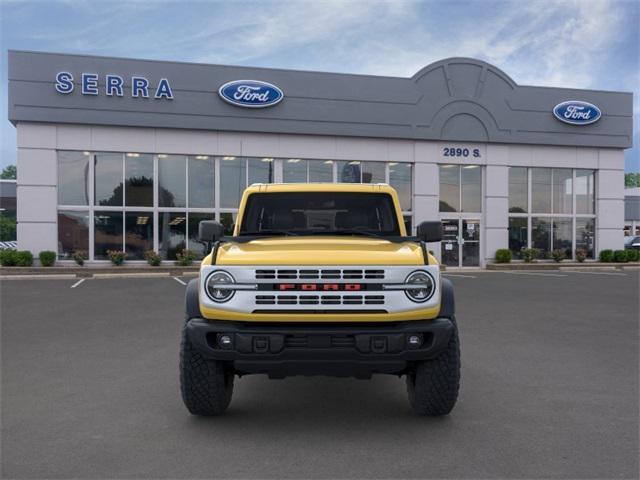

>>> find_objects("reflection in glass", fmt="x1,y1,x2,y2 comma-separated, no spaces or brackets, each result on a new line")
95,153,123,206
58,210,89,258
508,217,527,259
552,169,573,214
439,165,459,212
220,212,237,236
531,168,552,213
531,217,551,258
159,212,186,260
94,211,123,259
309,160,333,182
576,218,595,258
220,157,246,208
125,153,153,206
338,161,361,183
390,163,412,211
552,217,572,257
461,165,481,212
58,151,90,205
575,170,595,214
283,159,307,182
403,215,412,235
188,156,214,208
361,162,385,184
158,155,186,207
125,212,153,260
188,212,215,259
249,158,273,185
508,167,527,213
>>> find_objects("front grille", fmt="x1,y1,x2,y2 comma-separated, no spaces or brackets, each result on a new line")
255,269,385,280
255,294,385,306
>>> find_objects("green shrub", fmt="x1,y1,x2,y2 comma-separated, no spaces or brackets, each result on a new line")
39,250,56,267
72,250,88,266
599,249,614,262
495,249,512,263
575,248,587,263
14,250,34,267
175,249,196,266
107,250,127,266
626,249,639,262
521,248,537,263
551,249,566,263
144,250,161,266
613,250,628,263
0,249,18,266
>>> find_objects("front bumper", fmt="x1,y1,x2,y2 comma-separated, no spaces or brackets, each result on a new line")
186,317,454,378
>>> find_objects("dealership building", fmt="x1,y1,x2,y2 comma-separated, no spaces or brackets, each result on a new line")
7,50,633,267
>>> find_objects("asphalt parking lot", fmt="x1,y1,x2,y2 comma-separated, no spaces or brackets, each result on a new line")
1,270,638,479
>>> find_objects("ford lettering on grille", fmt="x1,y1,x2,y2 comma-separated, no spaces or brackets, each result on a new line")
277,283,362,291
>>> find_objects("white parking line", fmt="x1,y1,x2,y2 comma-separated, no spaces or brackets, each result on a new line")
566,270,627,276
70,278,86,288
502,271,567,277
172,276,187,286
443,274,477,278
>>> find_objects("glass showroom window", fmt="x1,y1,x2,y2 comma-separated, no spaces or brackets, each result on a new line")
158,155,186,208
508,168,596,259
58,210,89,259
125,212,153,260
125,153,153,207
94,211,123,260
95,152,123,206
188,156,215,208
284,159,334,183
439,165,482,213
58,151,90,206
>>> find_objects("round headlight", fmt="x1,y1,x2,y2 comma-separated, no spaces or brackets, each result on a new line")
206,270,235,303
405,271,435,303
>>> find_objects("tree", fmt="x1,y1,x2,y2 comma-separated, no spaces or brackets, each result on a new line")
1,165,16,179
625,172,640,188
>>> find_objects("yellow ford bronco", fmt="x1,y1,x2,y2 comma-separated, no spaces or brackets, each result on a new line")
180,183,460,416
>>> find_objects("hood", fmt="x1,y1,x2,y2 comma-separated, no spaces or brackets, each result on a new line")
215,236,426,266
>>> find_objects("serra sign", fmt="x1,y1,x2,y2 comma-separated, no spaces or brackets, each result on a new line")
218,80,283,108
55,72,174,99
553,100,601,125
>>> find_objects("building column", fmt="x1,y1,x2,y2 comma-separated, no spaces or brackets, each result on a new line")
596,149,625,253
483,147,509,264
16,123,58,256
412,161,440,257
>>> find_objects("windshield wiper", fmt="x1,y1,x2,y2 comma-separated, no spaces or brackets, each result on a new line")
239,229,300,237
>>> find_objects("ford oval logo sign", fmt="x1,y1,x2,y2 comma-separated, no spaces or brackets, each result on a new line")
553,100,601,125
218,80,283,108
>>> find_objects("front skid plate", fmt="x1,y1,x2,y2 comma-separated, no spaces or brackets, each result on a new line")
186,318,454,378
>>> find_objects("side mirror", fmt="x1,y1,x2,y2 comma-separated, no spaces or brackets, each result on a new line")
417,221,442,243
198,220,224,243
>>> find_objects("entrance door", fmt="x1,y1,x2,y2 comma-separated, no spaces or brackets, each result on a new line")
441,219,459,267
440,218,481,267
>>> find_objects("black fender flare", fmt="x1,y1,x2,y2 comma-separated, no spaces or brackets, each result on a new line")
185,278,201,319
439,277,455,319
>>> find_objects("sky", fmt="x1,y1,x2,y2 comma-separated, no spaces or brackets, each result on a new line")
0,0,638,172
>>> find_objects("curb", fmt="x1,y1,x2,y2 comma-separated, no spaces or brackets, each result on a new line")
486,262,639,271
0,266,199,279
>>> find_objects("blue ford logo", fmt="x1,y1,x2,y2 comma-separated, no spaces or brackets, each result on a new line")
553,100,601,125
218,80,283,108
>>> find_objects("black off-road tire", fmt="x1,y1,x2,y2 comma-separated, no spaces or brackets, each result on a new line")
180,322,234,416
406,316,460,416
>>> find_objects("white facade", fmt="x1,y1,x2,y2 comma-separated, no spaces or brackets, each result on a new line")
16,122,626,267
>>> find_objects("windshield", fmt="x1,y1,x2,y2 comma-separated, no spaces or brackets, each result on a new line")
239,192,400,236
624,236,639,245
